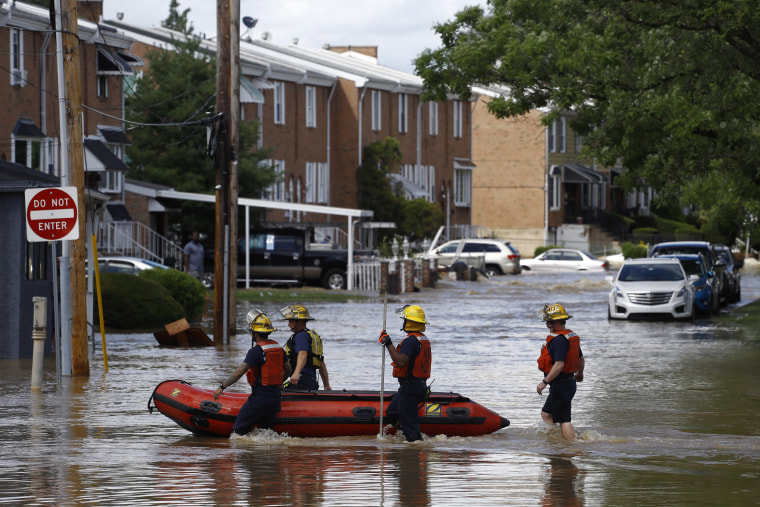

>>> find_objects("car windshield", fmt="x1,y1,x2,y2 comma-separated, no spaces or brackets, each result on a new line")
678,259,706,277
618,264,685,282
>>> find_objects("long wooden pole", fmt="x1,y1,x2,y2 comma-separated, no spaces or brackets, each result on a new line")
60,0,88,375
379,290,387,436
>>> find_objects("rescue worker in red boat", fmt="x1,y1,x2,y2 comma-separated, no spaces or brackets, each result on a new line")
213,310,291,436
379,304,432,442
536,303,585,441
280,304,332,391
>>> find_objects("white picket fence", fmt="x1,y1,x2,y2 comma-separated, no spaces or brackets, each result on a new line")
353,261,382,291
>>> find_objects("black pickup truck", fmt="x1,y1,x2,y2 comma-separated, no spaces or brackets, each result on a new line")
204,227,374,290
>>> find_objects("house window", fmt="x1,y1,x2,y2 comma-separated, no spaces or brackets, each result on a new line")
549,166,561,210
14,138,41,169
305,85,316,128
428,166,436,202
453,100,463,138
548,121,555,153
264,159,286,200
306,162,329,203
371,90,382,131
453,167,471,206
428,102,439,136
273,81,286,125
97,75,108,98
101,171,122,193
398,93,408,133
10,29,25,86
558,117,566,153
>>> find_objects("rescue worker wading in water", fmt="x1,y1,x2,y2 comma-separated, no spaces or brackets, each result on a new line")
536,303,585,441
280,304,332,391
379,304,432,442
214,310,291,436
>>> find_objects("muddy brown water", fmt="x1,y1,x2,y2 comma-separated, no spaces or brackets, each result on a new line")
2,270,759,506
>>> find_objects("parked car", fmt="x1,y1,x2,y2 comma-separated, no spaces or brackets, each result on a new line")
520,248,608,272
713,244,741,303
656,254,717,315
608,257,694,320
96,256,171,275
429,239,521,276
649,241,725,305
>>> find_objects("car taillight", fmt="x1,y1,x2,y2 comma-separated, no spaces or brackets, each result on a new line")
602,262,608,268
508,254,518,260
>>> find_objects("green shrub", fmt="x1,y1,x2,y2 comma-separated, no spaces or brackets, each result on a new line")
534,245,559,257
621,241,648,259
98,273,185,330
139,268,206,321
631,227,658,245
674,228,704,241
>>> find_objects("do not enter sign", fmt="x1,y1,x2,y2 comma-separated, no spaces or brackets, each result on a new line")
25,186,80,242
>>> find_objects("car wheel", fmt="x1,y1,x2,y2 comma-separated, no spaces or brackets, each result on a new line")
322,268,347,290
485,265,502,277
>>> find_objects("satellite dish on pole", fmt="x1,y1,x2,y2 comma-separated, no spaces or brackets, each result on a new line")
242,16,258,41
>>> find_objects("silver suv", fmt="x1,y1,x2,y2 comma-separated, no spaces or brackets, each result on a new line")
429,239,521,276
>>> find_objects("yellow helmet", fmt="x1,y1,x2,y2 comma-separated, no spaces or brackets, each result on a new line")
539,303,572,322
247,309,277,333
396,304,430,325
280,304,314,321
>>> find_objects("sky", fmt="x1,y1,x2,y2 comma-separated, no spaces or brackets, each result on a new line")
101,0,487,74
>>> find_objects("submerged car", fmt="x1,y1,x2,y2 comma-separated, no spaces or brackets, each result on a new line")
608,257,694,320
656,254,717,315
520,248,608,272
713,244,741,303
429,239,521,276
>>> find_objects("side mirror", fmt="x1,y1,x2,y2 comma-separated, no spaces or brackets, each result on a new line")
706,271,714,278
689,274,700,282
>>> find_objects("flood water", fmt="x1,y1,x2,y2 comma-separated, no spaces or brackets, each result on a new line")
2,267,760,506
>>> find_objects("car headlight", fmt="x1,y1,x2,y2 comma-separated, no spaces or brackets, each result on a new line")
676,287,687,298
613,286,624,300
693,283,707,293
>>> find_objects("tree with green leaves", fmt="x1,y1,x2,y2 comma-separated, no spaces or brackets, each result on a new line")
126,1,275,239
415,0,760,246
357,137,443,245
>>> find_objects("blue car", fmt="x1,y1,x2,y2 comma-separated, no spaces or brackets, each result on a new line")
656,254,716,314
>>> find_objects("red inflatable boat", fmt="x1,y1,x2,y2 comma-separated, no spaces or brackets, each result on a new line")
148,379,509,438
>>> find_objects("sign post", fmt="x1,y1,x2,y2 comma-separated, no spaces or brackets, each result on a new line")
25,186,79,384
25,186,80,242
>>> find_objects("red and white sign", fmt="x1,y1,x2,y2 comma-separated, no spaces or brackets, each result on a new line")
25,186,80,242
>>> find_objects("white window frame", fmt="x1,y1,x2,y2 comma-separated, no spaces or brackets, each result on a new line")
453,100,463,138
549,165,561,211
97,75,108,98
558,117,566,153
371,90,382,131
264,159,286,201
305,85,316,128
548,121,555,153
10,28,26,86
101,171,122,193
453,167,472,206
398,93,408,133
305,162,317,203
273,81,286,125
317,162,328,203
428,166,436,202
428,102,439,136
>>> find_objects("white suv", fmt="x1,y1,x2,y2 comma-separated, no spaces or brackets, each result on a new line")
429,239,521,276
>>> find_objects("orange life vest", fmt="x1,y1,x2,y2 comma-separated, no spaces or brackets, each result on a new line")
392,332,431,379
246,339,285,387
537,329,580,374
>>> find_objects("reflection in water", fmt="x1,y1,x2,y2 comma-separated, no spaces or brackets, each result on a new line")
542,456,584,507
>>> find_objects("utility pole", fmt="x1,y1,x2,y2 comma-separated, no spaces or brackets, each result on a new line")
214,0,232,344
59,0,89,375
228,0,240,338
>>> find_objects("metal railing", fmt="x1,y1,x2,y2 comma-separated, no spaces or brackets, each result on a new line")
97,221,183,269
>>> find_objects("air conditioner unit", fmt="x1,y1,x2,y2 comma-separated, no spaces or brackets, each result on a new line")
11,69,27,86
